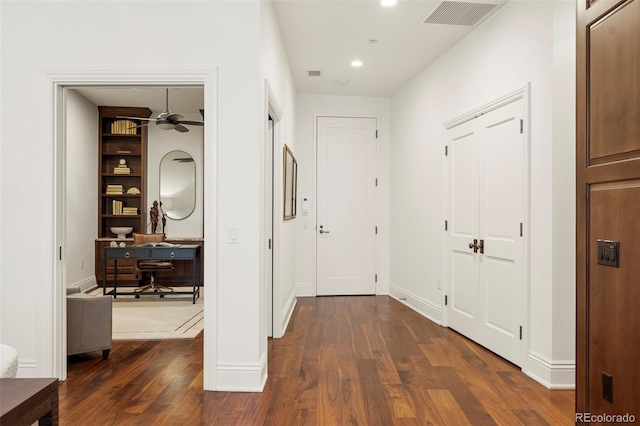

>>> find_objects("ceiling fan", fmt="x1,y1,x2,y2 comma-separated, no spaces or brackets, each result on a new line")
118,88,204,133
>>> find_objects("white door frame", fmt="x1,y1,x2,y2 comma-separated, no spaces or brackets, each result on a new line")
442,84,531,365
43,68,218,390
313,114,379,295
264,80,283,338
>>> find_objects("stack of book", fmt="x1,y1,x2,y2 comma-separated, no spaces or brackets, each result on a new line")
114,166,131,175
106,184,123,195
122,207,139,216
112,200,124,215
111,120,137,135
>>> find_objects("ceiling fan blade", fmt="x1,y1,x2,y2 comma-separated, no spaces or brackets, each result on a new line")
116,115,156,122
128,123,149,131
174,124,189,133
166,112,184,123
178,120,204,126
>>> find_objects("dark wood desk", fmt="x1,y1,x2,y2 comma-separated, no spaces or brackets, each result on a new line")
104,244,201,303
0,378,59,425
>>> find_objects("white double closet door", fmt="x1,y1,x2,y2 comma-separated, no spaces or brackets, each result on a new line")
446,98,527,367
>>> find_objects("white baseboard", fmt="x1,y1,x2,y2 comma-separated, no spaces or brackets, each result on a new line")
68,276,97,293
17,359,39,378
295,282,314,297
216,353,267,392
389,284,442,325
376,282,389,295
523,351,575,389
277,291,297,338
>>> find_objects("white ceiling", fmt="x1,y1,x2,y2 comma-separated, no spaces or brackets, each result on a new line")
272,0,501,97
73,86,204,115
73,1,502,107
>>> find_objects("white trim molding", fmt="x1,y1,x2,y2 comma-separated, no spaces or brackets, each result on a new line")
217,353,268,392
444,84,530,130
278,291,297,338
42,67,218,390
524,351,576,389
68,276,97,293
17,359,39,378
376,282,390,295
295,282,315,297
389,284,442,325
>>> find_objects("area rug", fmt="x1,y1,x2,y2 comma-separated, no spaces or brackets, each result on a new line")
89,288,203,341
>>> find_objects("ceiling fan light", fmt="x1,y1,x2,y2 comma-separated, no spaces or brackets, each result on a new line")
157,121,174,130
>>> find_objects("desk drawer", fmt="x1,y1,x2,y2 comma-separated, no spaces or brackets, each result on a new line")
153,248,195,259
112,249,152,259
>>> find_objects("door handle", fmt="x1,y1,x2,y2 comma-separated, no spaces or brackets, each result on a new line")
319,229,330,234
468,239,484,253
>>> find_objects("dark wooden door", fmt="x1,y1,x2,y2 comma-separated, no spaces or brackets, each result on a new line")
577,0,640,418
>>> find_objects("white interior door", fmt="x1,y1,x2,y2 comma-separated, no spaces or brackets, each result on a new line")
446,98,527,367
477,100,526,365
266,116,274,337
447,120,480,339
317,117,377,296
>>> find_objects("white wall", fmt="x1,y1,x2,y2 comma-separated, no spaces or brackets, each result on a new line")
65,90,98,289
294,94,391,296
389,1,575,388
147,112,204,238
1,0,264,390
551,0,576,367
260,0,297,343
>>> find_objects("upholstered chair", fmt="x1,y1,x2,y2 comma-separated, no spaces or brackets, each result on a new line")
66,287,112,359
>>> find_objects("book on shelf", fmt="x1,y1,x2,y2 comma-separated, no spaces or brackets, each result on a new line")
113,167,131,174
112,200,124,215
110,120,138,135
122,207,139,215
106,184,124,195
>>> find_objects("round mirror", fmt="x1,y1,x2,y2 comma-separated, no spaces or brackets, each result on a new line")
160,150,196,220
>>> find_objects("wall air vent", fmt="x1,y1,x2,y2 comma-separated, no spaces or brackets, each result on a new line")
307,70,322,77
420,1,503,27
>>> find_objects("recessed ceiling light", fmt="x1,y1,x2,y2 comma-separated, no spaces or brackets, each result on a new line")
369,39,378,44
351,60,363,67
335,79,350,85
381,0,397,7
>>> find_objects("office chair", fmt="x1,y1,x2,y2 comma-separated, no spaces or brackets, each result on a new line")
132,233,174,298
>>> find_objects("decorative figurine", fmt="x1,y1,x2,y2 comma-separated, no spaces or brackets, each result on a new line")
160,201,167,235
150,200,159,234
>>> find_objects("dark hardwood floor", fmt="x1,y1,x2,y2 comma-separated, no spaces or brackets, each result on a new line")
59,296,574,425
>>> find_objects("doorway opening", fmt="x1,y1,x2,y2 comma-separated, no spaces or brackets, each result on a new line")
64,85,205,341
45,69,217,390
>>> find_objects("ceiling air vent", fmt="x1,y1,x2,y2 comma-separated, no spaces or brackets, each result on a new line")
421,1,502,27
307,70,322,77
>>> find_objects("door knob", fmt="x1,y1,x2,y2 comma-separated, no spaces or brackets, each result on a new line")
319,229,330,234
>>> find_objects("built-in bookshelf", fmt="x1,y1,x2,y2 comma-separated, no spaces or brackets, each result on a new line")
98,106,152,238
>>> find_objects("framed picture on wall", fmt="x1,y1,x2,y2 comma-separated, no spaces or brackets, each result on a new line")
283,144,297,220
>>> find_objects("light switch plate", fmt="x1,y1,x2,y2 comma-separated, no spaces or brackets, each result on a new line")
228,227,238,244
597,239,619,267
